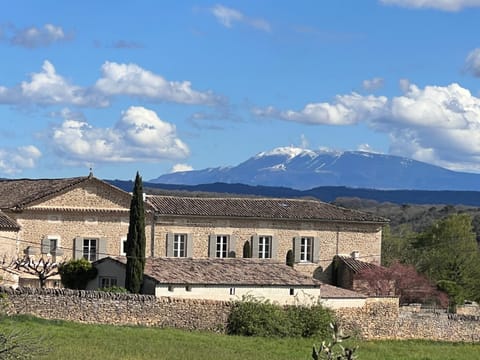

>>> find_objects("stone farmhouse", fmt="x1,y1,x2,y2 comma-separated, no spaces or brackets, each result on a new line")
0,174,387,300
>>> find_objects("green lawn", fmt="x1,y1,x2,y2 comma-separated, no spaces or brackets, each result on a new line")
0,315,479,360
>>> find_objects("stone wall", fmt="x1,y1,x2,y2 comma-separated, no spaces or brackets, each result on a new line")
1,287,478,342
0,286,231,331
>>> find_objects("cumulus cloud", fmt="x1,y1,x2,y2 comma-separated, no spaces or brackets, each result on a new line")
465,48,480,77
0,60,221,108
0,145,41,174
253,93,388,125
51,106,189,164
254,82,480,172
379,0,480,11
0,60,107,107
171,163,194,173
362,77,385,91
211,5,271,32
9,24,70,48
94,61,221,105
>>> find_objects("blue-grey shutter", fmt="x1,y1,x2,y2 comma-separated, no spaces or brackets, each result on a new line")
251,234,259,258
55,241,64,256
74,237,83,259
208,235,216,258
293,236,301,263
312,237,320,263
98,238,107,260
228,235,236,258
166,232,174,257
270,236,278,259
186,234,193,257
41,237,50,254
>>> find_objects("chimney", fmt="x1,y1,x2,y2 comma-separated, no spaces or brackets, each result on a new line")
351,251,360,259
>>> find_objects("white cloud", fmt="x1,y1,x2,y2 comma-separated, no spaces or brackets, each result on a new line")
0,60,107,107
95,61,220,105
211,5,271,32
51,106,189,164
0,145,41,175
171,163,194,173
362,77,384,91
254,82,480,172
10,24,70,48
0,60,221,108
465,48,480,77
379,0,480,11
253,93,388,125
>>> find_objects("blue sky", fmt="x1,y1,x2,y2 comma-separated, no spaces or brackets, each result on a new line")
2,0,480,181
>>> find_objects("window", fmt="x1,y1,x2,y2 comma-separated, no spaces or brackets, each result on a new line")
216,235,228,258
289,288,295,296
167,233,192,257
186,286,192,292
173,234,187,257
230,288,236,295
120,236,127,256
74,237,106,261
209,234,235,258
83,238,98,261
168,286,174,292
99,277,117,288
258,236,272,258
300,237,313,262
41,235,63,258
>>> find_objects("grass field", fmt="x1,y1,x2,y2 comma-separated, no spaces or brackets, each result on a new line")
0,315,479,360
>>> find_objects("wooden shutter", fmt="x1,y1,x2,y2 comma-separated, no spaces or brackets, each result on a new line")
270,236,278,259
293,236,301,263
41,237,50,254
98,238,107,260
186,234,193,257
312,237,320,263
166,232,174,257
74,237,83,259
228,235,236,258
208,235,216,258
251,234,259,258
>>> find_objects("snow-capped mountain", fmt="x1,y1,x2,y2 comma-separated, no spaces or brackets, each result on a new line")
150,147,480,191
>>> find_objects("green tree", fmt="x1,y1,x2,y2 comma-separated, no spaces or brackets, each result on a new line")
58,258,97,289
381,224,416,266
413,214,480,303
125,172,146,294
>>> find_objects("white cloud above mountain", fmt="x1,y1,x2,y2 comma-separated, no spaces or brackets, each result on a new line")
254,82,480,172
0,60,220,108
0,145,41,174
51,106,189,164
380,0,480,11
171,163,194,173
8,24,70,48
465,48,480,77
211,4,271,32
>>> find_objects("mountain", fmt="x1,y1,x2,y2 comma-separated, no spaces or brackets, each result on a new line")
150,147,480,191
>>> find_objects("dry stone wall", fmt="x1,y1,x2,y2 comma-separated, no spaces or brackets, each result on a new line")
1,287,479,342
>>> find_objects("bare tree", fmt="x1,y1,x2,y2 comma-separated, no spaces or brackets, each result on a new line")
11,255,63,288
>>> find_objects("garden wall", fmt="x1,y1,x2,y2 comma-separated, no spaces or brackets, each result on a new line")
1,287,479,342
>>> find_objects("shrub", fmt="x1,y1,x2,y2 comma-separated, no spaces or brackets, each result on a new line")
58,258,98,289
227,296,333,338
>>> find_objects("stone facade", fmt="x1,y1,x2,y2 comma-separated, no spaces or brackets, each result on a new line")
1,287,479,342
152,216,382,282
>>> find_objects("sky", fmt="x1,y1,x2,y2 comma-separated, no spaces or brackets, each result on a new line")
2,0,480,181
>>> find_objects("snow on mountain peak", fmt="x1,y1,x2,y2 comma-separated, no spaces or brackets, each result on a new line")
256,146,316,160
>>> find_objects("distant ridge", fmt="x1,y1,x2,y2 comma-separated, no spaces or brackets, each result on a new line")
107,180,480,207
149,146,480,191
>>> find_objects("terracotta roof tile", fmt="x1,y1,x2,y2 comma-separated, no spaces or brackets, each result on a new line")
146,195,387,223
102,257,321,287
0,211,19,231
336,256,382,273
0,177,88,209
320,283,366,299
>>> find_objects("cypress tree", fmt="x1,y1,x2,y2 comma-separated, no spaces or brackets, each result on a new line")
125,172,146,293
